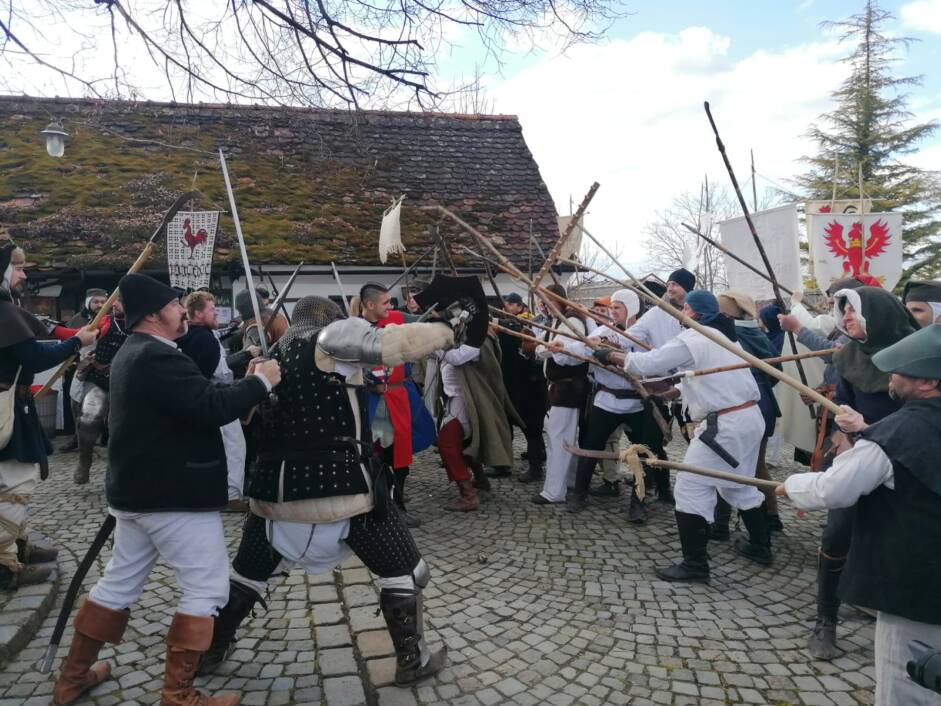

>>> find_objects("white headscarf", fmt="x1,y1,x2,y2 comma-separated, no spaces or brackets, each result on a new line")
611,289,640,320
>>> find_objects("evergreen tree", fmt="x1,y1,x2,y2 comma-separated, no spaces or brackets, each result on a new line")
798,0,941,280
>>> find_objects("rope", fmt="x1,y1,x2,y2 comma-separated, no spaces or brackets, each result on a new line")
618,444,654,501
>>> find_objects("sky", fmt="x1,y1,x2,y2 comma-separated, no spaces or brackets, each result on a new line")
2,0,940,271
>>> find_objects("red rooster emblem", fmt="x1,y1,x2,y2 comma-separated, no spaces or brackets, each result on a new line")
182,218,209,258
823,219,891,287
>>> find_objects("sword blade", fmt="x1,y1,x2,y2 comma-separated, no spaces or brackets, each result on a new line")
263,262,303,337
219,148,268,358
330,262,352,316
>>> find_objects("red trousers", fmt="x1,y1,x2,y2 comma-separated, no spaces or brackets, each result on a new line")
437,419,472,483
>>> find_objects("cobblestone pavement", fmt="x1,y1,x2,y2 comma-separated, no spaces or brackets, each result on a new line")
0,437,878,706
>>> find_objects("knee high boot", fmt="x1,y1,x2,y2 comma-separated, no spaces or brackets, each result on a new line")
653,469,674,504
626,487,647,524
75,416,103,485
655,512,710,583
379,588,447,686
53,598,129,706
393,473,421,529
808,552,845,661
162,613,240,706
711,496,732,541
734,506,774,566
566,458,594,513
197,581,264,676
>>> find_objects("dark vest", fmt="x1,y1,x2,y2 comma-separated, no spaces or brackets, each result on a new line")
545,309,589,408
840,398,941,624
247,335,371,503
85,314,129,391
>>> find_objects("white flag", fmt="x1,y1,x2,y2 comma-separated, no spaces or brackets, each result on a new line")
808,213,902,291
378,196,405,264
166,211,219,290
718,204,801,301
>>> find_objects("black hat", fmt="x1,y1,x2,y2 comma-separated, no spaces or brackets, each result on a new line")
825,277,866,296
643,279,667,299
667,268,696,293
503,292,524,306
903,280,941,304
120,274,181,329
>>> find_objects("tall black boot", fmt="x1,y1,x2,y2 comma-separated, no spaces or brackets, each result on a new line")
655,511,710,583
653,469,674,505
711,496,732,541
808,552,845,660
518,461,544,484
393,474,421,529
734,506,773,566
74,436,96,485
196,581,264,675
625,487,647,524
379,588,447,685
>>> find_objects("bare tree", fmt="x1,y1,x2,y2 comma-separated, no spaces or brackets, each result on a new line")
642,180,785,292
0,0,625,109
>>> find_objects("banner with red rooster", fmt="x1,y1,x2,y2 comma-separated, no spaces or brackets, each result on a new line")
166,211,220,290
809,212,902,291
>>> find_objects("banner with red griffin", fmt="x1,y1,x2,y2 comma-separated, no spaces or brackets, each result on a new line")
809,212,902,291
166,211,220,290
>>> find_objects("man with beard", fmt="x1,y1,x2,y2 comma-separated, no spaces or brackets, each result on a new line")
0,240,97,590
777,324,941,705
178,291,261,508
902,280,941,328
798,286,916,661
604,291,772,583
52,273,280,706
558,290,652,521
196,296,464,686
60,288,108,451
72,298,129,485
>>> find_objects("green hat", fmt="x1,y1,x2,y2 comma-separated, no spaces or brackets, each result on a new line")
872,325,941,380
902,280,941,303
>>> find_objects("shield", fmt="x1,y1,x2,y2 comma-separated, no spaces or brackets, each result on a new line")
414,275,489,347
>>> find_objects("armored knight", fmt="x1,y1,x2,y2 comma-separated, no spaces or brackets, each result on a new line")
199,296,468,685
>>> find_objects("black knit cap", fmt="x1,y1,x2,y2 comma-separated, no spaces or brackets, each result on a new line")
667,268,696,293
120,273,181,329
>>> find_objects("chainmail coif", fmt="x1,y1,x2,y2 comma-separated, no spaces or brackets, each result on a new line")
278,295,344,351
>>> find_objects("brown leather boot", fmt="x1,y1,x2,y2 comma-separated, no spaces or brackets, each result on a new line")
444,480,479,512
52,598,129,706
161,613,240,706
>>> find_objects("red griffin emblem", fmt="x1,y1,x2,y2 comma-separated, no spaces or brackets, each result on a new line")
823,218,891,287
182,218,209,258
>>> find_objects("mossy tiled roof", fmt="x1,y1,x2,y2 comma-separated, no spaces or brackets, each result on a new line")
0,96,559,270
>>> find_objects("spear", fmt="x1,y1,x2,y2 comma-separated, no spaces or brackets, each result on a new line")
533,182,599,288
34,191,198,400
427,205,672,438
703,101,815,415
489,305,622,351
528,230,564,288
637,347,838,384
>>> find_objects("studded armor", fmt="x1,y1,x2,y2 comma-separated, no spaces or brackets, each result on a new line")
84,314,128,392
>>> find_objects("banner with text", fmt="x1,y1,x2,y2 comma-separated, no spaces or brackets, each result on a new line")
166,211,220,291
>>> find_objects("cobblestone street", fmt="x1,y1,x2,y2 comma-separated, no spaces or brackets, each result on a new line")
0,438,878,706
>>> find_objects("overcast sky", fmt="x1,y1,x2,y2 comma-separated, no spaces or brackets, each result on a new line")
3,0,939,270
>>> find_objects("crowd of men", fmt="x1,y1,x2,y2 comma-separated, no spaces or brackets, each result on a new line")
0,232,939,705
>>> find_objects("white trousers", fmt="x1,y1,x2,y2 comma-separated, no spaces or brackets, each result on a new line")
0,460,39,570
875,612,941,706
540,406,580,503
89,511,230,616
221,420,246,501
675,407,765,522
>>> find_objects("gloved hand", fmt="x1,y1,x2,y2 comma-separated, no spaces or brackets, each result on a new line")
593,347,614,365
443,300,473,346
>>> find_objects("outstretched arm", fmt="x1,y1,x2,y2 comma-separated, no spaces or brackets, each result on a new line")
315,317,455,372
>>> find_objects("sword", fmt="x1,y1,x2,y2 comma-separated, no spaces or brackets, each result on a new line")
386,244,435,290
219,148,268,358
262,262,303,338
330,262,352,316
40,514,116,673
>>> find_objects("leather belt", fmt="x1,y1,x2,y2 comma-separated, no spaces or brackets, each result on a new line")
597,383,641,400
715,400,758,416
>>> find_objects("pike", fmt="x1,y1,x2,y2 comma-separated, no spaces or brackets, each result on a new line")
533,182,599,288
680,222,827,315
262,262,304,338
492,323,631,379
563,443,781,492
637,347,839,384
330,262,352,316
703,101,815,415
219,148,268,358
487,305,612,347
528,230,563,288
427,205,672,439
34,191,198,400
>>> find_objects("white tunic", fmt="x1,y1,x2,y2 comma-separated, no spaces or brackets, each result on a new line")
434,344,481,437
626,306,683,350
562,326,642,415
211,335,247,500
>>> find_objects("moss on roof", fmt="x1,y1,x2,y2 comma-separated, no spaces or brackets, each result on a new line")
0,96,559,271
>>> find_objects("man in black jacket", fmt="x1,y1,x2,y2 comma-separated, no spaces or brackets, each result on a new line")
52,274,281,706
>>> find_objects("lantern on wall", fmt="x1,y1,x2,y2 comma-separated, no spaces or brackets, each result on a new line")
40,121,69,158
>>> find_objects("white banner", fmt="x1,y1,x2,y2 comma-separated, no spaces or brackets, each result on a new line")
557,215,585,261
718,204,801,301
808,212,902,291
166,211,219,291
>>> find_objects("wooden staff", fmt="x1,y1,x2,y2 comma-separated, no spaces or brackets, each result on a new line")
704,102,815,415
638,347,839,383
427,205,673,439
35,191,198,400
533,182,599,288
528,230,564,288
488,305,612,348
564,443,781,491
681,222,827,315
491,323,631,380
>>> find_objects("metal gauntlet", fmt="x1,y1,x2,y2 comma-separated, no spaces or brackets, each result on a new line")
317,317,384,365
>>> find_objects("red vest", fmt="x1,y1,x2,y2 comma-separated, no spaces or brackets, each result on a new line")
373,310,412,468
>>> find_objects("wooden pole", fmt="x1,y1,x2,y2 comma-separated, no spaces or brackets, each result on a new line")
637,347,838,383
532,182,599,288
489,305,619,350
491,323,631,380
